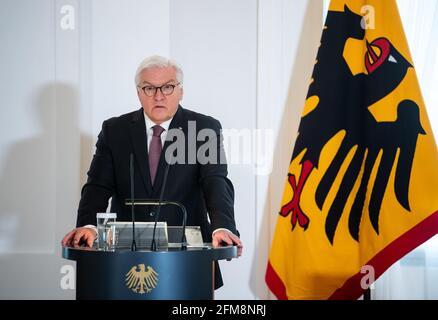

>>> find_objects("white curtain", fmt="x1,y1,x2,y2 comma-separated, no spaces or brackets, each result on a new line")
373,0,438,300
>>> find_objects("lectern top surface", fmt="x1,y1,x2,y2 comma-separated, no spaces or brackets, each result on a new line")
61,243,238,262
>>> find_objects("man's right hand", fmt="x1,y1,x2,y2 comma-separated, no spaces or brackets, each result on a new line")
61,227,97,248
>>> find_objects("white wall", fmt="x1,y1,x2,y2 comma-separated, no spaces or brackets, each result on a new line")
8,0,416,299
0,0,65,299
0,0,172,299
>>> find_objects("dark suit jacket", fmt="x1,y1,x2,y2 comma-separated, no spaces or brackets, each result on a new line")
76,105,238,288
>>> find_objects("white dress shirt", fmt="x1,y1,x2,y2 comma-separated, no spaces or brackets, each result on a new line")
143,111,172,150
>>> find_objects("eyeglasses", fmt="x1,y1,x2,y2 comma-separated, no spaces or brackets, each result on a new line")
138,82,180,97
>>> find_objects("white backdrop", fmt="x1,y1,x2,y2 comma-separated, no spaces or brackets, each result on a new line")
0,0,321,299
0,0,436,300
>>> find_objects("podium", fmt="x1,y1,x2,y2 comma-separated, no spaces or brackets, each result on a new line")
62,245,237,300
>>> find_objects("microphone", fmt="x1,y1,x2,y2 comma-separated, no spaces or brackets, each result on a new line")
150,126,187,251
150,158,170,251
130,153,137,251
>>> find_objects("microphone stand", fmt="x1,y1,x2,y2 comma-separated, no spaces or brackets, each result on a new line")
130,153,137,251
150,126,187,250
150,161,170,251
125,199,188,250
128,127,187,251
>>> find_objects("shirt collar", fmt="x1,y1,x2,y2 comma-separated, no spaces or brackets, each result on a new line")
143,111,173,133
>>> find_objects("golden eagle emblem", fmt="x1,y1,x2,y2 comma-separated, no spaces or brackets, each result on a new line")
125,264,158,294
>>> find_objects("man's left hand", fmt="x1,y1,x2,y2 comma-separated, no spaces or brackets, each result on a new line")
212,230,243,257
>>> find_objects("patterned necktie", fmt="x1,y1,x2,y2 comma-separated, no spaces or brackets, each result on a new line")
149,125,165,185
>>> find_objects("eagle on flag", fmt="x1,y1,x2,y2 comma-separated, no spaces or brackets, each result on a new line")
280,5,424,244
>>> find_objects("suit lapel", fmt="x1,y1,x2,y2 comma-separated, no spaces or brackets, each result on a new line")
129,108,153,195
152,106,187,196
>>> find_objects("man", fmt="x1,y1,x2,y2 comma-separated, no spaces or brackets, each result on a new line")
62,55,242,288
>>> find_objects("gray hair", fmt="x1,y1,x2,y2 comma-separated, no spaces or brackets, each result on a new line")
135,55,184,86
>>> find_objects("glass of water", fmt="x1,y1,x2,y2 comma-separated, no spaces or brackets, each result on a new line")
96,213,117,251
